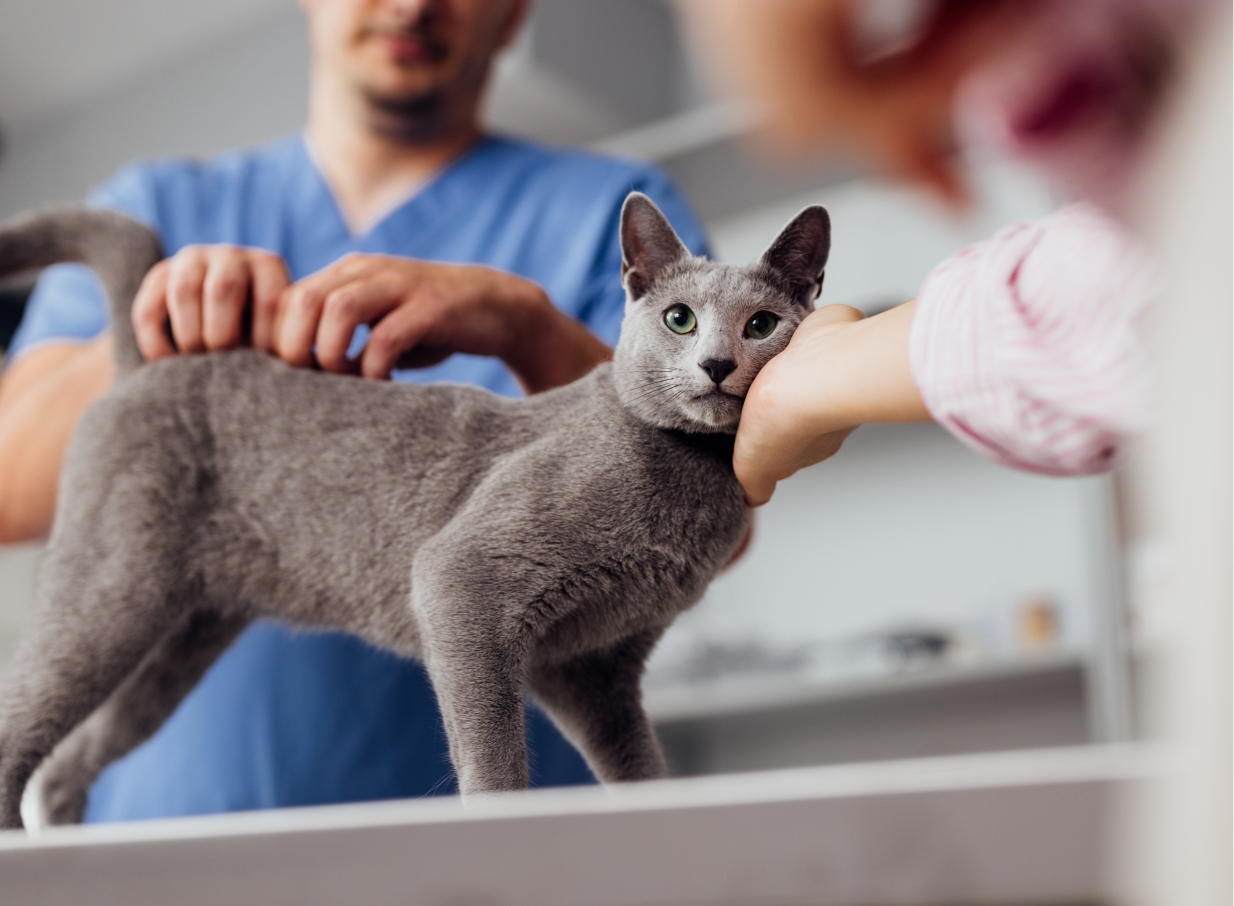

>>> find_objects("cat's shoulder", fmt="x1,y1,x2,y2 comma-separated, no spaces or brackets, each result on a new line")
539,365,740,492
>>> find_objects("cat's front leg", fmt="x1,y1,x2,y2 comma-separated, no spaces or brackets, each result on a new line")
527,630,669,784
413,586,530,800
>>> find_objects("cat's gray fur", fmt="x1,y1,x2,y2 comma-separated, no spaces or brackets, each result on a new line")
0,194,829,828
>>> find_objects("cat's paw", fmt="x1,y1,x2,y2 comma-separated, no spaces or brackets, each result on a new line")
34,760,90,826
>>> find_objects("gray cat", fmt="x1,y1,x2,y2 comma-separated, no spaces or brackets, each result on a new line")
0,193,829,828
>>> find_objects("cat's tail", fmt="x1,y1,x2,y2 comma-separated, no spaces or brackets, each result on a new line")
0,207,163,376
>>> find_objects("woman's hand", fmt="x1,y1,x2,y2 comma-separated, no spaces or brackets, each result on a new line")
734,301,930,506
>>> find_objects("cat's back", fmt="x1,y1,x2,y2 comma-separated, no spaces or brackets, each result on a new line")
80,350,530,524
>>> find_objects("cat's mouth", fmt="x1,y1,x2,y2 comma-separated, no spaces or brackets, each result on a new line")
694,389,743,403
682,388,745,431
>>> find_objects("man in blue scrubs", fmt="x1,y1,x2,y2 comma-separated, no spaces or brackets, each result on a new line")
0,0,707,820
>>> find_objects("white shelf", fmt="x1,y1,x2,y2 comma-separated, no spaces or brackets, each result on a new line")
645,651,1086,723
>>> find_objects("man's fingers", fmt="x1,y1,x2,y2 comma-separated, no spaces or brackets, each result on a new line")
165,249,208,354
249,255,291,353
315,279,404,374
131,261,177,361
201,249,250,351
361,304,437,379
276,273,348,368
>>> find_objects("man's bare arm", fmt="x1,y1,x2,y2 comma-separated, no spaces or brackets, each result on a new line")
0,337,114,543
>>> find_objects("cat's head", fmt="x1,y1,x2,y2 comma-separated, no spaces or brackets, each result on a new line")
612,192,831,434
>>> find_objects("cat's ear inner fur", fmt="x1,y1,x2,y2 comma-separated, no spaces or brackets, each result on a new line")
620,192,689,300
759,206,831,309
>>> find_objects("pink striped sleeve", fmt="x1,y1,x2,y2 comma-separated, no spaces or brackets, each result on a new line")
909,203,1155,476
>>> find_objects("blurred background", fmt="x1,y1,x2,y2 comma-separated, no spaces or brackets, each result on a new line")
0,0,1139,778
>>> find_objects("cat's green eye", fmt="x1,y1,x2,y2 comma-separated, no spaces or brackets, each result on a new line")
664,304,697,334
745,311,778,340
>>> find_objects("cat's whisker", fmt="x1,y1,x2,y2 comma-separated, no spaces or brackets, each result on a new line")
628,382,680,404
627,379,679,397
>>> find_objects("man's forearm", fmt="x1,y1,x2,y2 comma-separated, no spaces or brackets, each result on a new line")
503,287,613,395
0,338,114,542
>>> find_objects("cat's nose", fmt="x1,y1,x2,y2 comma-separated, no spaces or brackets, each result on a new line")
699,358,737,386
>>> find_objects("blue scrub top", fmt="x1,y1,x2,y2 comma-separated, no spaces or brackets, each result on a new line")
10,133,708,821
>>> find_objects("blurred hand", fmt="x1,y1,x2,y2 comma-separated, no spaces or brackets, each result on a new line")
272,253,610,391
676,0,1031,204
132,245,291,360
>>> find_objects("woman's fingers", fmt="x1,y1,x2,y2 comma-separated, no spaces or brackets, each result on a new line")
798,303,866,337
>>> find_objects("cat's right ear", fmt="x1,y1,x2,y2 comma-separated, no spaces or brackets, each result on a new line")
620,192,689,300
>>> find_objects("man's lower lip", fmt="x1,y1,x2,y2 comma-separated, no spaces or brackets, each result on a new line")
373,34,437,62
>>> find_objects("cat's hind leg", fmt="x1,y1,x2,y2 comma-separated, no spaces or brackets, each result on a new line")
0,514,201,826
0,592,188,828
30,609,249,826
527,630,669,785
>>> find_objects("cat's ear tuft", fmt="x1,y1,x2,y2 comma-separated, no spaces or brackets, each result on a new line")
620,192,689,300
759,206,831,308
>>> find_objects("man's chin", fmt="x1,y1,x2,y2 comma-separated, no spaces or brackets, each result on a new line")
361,82,451,135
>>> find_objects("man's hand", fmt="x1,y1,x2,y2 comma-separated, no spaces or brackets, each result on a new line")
132,245,611,395
272,253,610,392
132,245,291,360
734,301,929,506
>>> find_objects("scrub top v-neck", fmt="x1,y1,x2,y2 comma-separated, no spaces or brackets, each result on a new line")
10,132,708,821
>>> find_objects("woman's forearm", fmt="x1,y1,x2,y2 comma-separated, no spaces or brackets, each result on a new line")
793,300,929,433
0,337,114,542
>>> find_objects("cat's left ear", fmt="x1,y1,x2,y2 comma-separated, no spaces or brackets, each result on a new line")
759,206,831,308
620,192,690,300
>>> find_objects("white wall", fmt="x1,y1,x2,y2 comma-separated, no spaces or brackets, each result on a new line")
0,8,309,221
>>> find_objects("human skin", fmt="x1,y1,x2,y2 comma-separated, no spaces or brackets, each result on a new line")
0,0,611,542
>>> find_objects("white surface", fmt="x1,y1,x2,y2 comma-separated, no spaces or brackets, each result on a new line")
0,745,1153,906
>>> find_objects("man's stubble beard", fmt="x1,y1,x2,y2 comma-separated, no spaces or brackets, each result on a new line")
361,85,459,141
